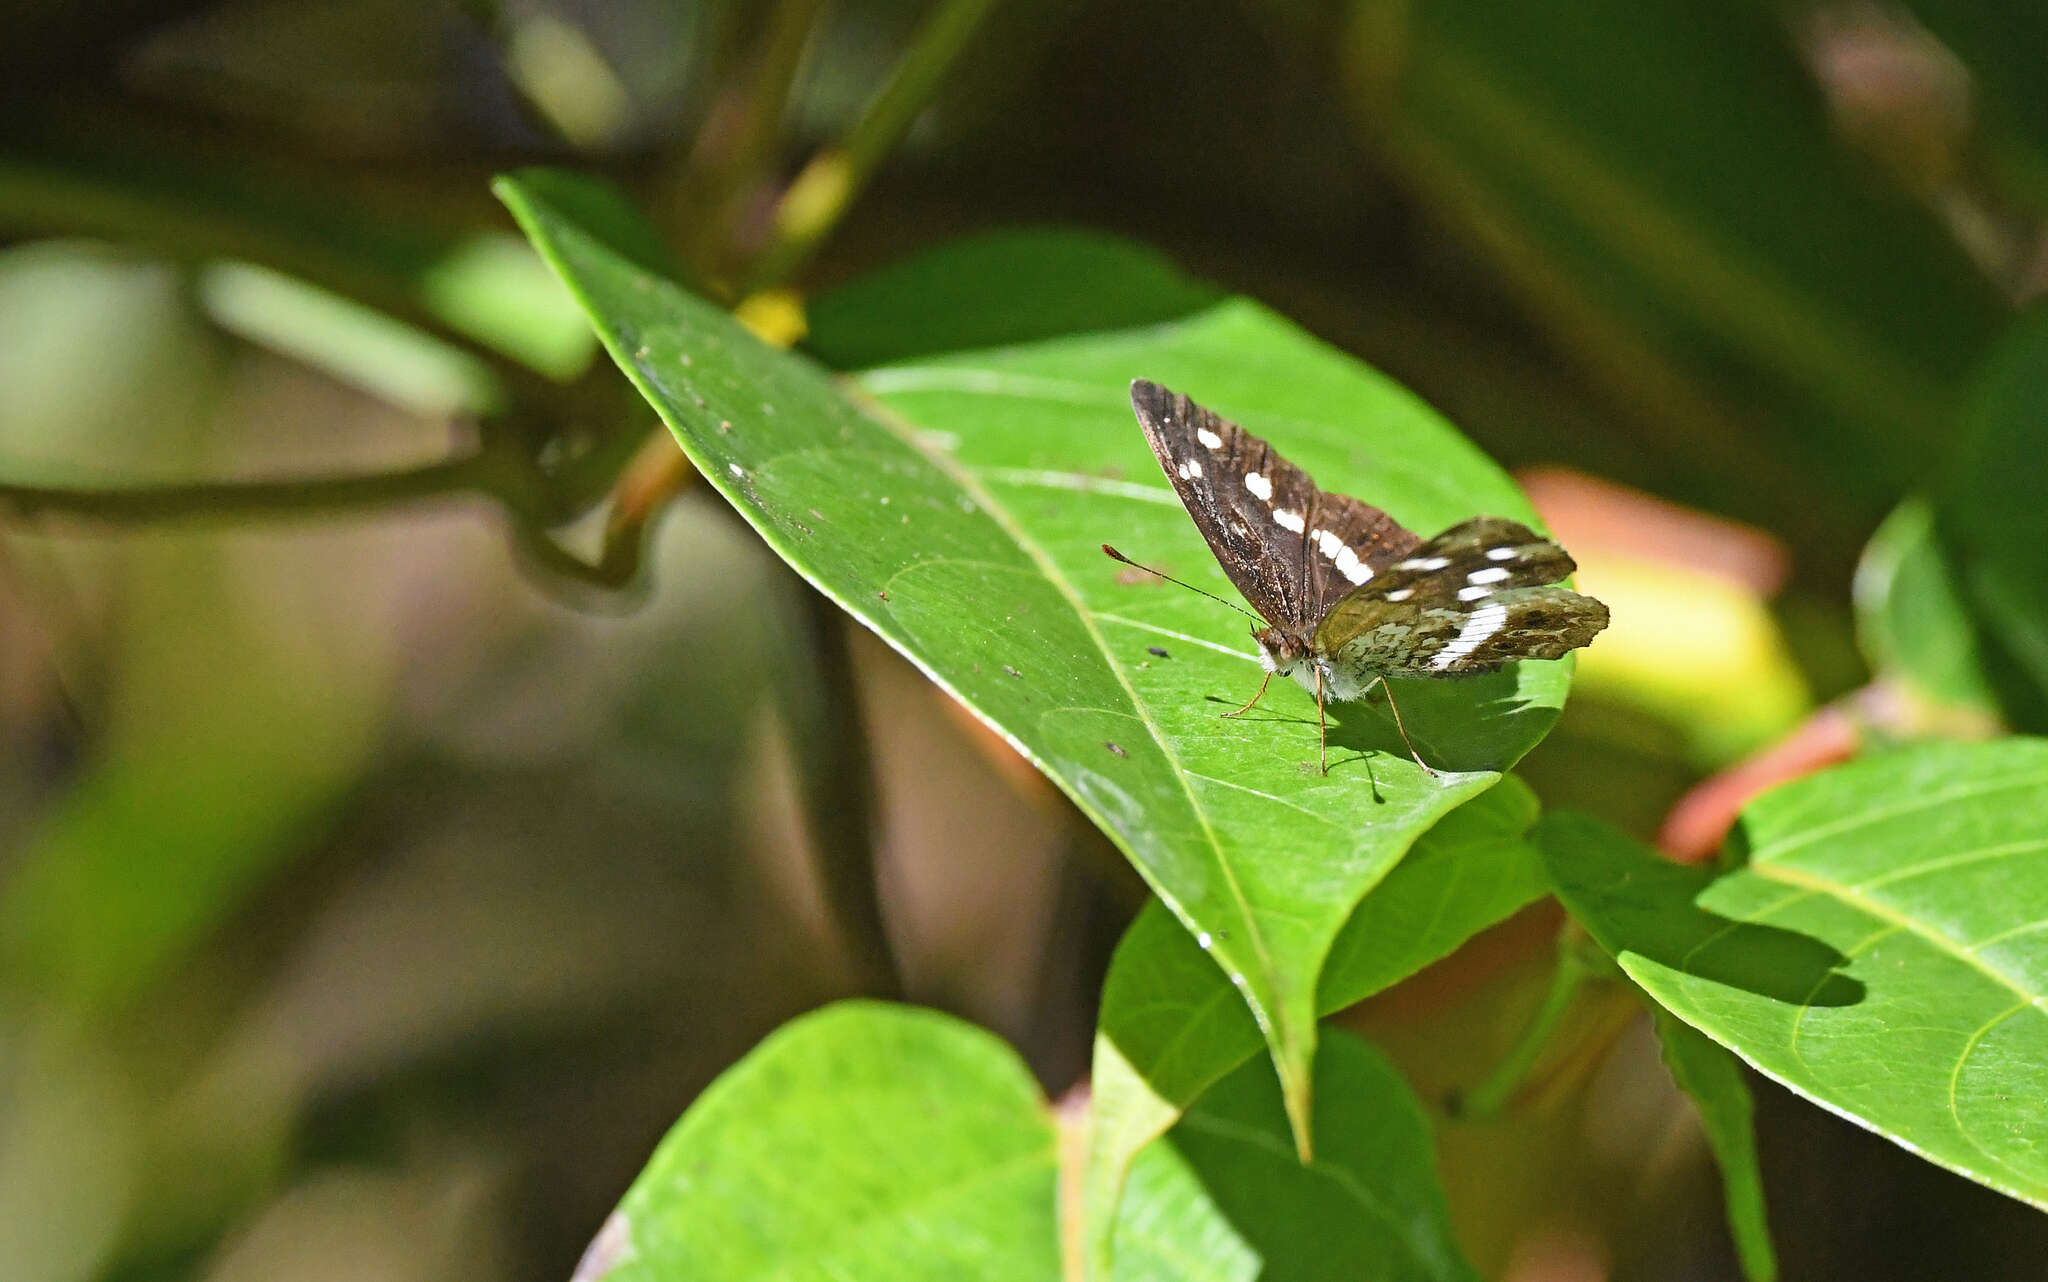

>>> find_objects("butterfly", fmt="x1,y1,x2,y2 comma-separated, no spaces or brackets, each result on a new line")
1106,379,1609,775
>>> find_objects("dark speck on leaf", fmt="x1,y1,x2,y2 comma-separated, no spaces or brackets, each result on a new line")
1104,741,1128,758
1147,646,1170,659
877,589,890,602
1003,665,1022,679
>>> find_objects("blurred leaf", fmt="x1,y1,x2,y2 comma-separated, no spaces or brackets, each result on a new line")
1853,495,1998,712
588,1002,1057,1282
1651,1008,1777,1282
1541,741,2048,1212
1569,553,1809,765
197,260,504,417
417,232,600,382
806,227,1222,370
1355,0,2007,528
1111,1029,1478,1282
0,243,379,1015
502,173,1576,1141
1085,778,1544,1277
1940,304,2048,729
0,143,591,377
0,541,382,1015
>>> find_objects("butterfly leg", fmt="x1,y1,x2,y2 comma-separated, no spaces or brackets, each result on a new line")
1367,676,1439,778
1219,669,1273,719
1315,665,1328,775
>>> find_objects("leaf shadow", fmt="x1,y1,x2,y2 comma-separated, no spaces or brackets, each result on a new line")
1543,814,1865,1010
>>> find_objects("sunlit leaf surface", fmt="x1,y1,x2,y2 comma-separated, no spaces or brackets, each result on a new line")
1544,741,2048,1211
503,175,1575,1137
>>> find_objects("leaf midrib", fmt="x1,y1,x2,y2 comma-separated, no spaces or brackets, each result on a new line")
843,380,1288,1037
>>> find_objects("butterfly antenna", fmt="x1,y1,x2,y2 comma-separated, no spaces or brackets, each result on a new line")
1102,546,1263,624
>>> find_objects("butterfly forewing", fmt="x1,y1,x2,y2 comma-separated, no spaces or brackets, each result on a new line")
1131,379,1421,631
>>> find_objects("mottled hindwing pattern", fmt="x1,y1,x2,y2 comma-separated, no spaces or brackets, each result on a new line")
1315,516,1608,677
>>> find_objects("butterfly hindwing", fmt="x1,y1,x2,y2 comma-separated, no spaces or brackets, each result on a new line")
1315,517,1606,676
1321,585,1610,678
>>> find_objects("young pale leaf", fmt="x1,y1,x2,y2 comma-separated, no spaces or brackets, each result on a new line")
500,175,1572,1146
1651,1009,1777,1282
1541,740,2048,1212
1111,1029,1479,1282
1853,496,1998,714
1084,777,1543,1277
572,1002,1057,1282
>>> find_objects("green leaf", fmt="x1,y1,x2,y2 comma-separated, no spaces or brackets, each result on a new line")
583,1002,1056,1282
0,144,593,379
806,227,1223,370
1941,305,2048,729
1853,496,1999,713
1540,740,2048,1212
1111,1029,1478,1282
1650,1008,1777,1282
500,174,1572,1147
1084,778,1544,1278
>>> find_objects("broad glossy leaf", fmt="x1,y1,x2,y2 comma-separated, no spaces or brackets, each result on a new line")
575,1002,1056,1282
1084,778,1543,1278
1853,496,1998,713
1541,741,2048,1211
1650,1008,1777,1282
1111,1029,1478,1282
1353,0,2006,529
806,227,1222,370
501,175,1571,1140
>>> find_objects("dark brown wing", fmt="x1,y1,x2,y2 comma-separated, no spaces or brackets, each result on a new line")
1130,379,1419,632
1313,516,1607,677
1297,490,1425,617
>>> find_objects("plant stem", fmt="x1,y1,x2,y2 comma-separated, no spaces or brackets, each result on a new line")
674,0,833,280
781,578,904,997
1453,927,1595,1119
744,0,1003,290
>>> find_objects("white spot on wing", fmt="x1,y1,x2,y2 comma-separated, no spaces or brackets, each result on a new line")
1457,584,1494,602
1487,546,1517,561
1244,472,1272,501
1335,544,1370,584
1273,509,1305,532
1197,427,1223,449
1310,528,1371,584
1177,460,1202,480
1429,601,1510,670
1385,587,1413,602
1467,566,1512,585
1398,555,1451,572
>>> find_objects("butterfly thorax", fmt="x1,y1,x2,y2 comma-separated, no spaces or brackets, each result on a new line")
1257,626,1379,703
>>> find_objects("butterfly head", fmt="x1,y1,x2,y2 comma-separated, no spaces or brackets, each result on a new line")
1254,626,1310,677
